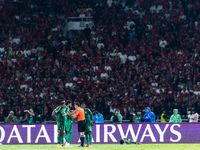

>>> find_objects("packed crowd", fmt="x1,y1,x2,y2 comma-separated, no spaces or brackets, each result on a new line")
0,0,200,123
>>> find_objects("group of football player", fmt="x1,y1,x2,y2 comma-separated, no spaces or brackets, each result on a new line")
52,100,142,148
52,100,93,148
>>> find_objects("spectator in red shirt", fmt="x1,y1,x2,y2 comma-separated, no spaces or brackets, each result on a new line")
167,87,176,103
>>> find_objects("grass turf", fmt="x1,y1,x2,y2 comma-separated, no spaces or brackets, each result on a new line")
1,144,200,150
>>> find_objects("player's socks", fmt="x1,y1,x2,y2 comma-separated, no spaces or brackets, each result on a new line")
89,134,92,145
57,137,61,144
61,135,64,145
80,135,84,146
63,137,66,146
65,132,72,143
86,134,89,145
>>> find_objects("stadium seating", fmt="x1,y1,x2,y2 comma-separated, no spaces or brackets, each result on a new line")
0,0,200,123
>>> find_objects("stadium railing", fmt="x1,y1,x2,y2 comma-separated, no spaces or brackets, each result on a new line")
34,119,191,124
0,119,192,124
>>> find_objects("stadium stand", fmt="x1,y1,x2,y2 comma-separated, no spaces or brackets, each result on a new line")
0,0,200,123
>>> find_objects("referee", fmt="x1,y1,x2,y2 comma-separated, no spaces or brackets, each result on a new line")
69,102,85,147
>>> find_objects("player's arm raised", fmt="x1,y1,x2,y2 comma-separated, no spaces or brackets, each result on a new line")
26,109,35,116
28,111,35,116
52,111,60,124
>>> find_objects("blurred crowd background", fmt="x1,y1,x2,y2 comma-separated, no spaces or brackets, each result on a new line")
0,0,200,123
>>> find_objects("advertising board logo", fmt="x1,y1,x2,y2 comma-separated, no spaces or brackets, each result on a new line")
0,123,186,144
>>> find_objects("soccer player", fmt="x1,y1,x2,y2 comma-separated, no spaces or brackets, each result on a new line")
24,108,35,124
69,102,85,147
64,100,73,147
52,100,66,147
81,103,93,147
120,138,142,145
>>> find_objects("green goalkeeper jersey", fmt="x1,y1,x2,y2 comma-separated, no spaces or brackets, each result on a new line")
123,138,132,144
84,108,92,123
54,105,67,124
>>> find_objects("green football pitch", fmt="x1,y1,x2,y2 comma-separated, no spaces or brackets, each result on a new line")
1,144,200,150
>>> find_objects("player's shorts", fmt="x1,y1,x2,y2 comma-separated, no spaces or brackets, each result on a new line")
85,122,92,132
57,122,65,131
78,120,86,132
